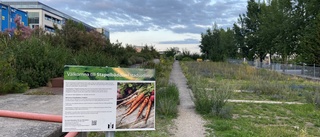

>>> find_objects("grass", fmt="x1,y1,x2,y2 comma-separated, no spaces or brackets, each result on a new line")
207,103,320,137
181,61,320,136
156,84,179,117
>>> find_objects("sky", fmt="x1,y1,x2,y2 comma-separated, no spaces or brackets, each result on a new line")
27,0,248,53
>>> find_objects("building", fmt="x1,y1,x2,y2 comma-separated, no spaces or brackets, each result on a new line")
2,1,110,39
95,28,110,39
0,3,28,31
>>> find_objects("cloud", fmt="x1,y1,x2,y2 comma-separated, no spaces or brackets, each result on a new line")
33,0,248,53
40,0,247,34
159,38,200,44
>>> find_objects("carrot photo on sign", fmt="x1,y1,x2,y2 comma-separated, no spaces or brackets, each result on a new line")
116,82,155,129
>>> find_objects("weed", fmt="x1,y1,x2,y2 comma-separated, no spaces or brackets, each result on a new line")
191,78,233,117
181,61,320,136
156,84,179,117
305,92,320,109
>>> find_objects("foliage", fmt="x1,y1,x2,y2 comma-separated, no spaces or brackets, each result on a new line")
299,13,320,65
13,36,71,88
0,33,29,94
199,24,235,61
69,49,118,67
156,84,179,117
189,75,233,117
0,13,160,94
305,92,320,109
207,103,320,137
175,48,202,61
10,15,33,40
182,61,320,136
164,47,179,58
206,0,319,66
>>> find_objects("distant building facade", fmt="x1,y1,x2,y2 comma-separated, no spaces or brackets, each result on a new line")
0,3,28,31
2,1,110,39
95,28,110,39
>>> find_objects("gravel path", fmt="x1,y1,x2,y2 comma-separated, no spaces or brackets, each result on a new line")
169,61,207,137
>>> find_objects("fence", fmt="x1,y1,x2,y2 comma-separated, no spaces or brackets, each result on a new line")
228,59,320,79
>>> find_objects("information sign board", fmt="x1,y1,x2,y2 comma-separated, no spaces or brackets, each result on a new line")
62,65,156,132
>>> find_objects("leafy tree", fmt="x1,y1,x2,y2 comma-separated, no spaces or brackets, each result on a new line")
299,14,320,65
164,47,179,58
233,15,249,59
244,0,262,62
199,28,213,60
296,0,320,65
220,28,237,58
199,24,230,61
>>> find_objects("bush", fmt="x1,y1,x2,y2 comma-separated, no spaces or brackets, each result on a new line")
305,92,320,109
0,34,29,94
13,37,71,88
181,57,194,61
156,84,179,117
0,60,28,94
192,78,232,118
141,61,156,69
69,49,119,67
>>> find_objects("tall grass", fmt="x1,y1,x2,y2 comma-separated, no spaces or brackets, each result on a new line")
181,61,320,136
182,61,320,102
156,84,179,117
190,76,233,118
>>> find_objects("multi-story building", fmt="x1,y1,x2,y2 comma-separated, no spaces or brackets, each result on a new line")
2,1,110,39
95,28,110,39
0,3,28,31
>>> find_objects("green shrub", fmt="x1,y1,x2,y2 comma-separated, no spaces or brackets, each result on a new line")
156,84,179,117
69,49,119,67
305,92,320,109
181,57,194,61
141,61,156,69
192,78,232,118
0,60,28,94
13,37,71,88
0,35,29,94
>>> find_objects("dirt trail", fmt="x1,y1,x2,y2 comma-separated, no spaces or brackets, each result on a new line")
169,61,207,137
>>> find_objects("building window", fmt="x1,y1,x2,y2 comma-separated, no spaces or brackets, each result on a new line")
45,14,51,21
45,25,55,32
28,12,39,24
44,14,62,25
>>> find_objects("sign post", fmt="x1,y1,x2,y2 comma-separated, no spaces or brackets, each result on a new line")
105,131,114,137
62,65,156,134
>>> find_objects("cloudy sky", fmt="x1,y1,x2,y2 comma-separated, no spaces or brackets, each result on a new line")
37,0,247,53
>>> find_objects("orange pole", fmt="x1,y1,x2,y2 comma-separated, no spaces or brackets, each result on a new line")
0,110,79,137
64,132,78,137
0,110,62,123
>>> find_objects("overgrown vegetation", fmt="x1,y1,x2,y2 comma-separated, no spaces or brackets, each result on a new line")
181,61,320,136
156,84,179,117
200,0,320,66
0,18,159,93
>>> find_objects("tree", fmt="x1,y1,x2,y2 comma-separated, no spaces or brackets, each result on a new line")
164,47,179,58
300,14,320,65
296,0,320,65
233,15,250,59
199,24,226,61
220,28,237,58
244,0,263,63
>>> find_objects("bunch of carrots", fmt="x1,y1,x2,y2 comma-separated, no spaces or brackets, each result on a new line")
117,83,155,124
